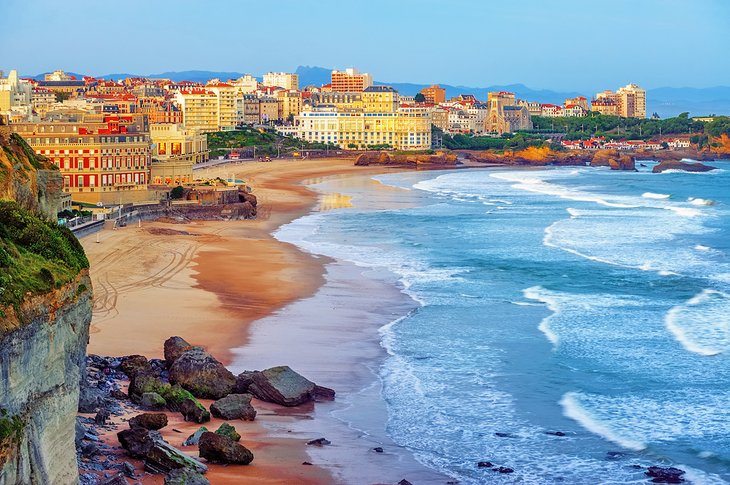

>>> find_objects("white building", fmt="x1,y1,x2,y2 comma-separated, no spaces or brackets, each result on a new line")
0,70,33,118
262,72,299,91
231,74,259,94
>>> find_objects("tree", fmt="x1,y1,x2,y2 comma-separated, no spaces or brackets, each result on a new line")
170,186,184,200
414,93,426,103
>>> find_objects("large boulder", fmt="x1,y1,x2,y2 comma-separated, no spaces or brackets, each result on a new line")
652,160,716,173
164,468,210,485
180,398,211,424
246,366,335,407
163,336,193,368
198,432,253,465
210,394,256,421
129,413,168,431
117,428,207,474
168,347,236,399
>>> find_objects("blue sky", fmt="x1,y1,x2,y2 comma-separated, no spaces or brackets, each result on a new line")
1,0,728,90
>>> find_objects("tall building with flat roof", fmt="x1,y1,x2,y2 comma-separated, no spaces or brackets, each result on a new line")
331,68,373,92
420,85,446,104
616,83,646,118
263,72,299,91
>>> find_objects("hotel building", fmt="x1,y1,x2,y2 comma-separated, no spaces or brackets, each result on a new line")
149,123,208,186
293,105,432,150
11,114,151,204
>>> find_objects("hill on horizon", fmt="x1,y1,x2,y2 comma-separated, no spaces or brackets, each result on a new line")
27,67,730,119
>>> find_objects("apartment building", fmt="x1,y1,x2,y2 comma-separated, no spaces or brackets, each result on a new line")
420,85,446,104
331,68,373,92
174,89,219,133
263,72,299,91
207,82,238,130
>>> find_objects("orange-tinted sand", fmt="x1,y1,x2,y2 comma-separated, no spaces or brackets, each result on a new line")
80,158,409,484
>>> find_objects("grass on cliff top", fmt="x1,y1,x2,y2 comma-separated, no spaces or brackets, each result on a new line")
0,200,89,319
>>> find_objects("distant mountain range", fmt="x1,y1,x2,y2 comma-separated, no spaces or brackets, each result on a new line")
30,67,730,119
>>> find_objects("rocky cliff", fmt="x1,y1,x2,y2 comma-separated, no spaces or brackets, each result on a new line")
0,127,62,219
0,129,91,484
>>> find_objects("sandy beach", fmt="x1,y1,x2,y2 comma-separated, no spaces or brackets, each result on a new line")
81,157,446,484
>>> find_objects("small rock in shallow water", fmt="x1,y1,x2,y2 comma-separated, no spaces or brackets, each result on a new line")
373,447,384,453
397,480,413,485
477,461,493,468
494,467,514,474
306,437,331,446
645,466,686,484
494,432,516,438
546,431,566,436
302,461,312,466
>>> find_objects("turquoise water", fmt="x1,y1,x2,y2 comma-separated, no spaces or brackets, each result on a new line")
277,162,730,484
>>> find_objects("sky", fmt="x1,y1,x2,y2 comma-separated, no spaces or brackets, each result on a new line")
1,0,728,91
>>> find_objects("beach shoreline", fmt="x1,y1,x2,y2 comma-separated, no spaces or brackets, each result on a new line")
80,158,451,484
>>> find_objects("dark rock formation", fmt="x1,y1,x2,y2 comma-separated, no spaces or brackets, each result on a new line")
163,336,193,368
646,466,686,483
119,355,153,378
168,347,236,399
652,160,717,173
198,432,254,465
117,428,207,474
180,399,211,424
245,366,335,407
210,394,256,421
128,413,168,431
477,461,493,468
164,468,211,485
306,437,331,446
214,423,241,442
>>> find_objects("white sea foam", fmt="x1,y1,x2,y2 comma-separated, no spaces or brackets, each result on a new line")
523,286,560,346
667,206,703,217
559,392,647,451
490,172,639,208
665,289,730,356
643,192,671,199
689,197,715,206
695,244,712,252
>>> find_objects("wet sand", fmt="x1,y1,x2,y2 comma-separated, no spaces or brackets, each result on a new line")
81,158,440,483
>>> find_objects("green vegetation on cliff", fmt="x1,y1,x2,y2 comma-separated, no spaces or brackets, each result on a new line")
0,200,89,315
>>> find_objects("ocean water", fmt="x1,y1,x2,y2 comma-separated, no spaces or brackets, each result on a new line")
276,161,730,484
